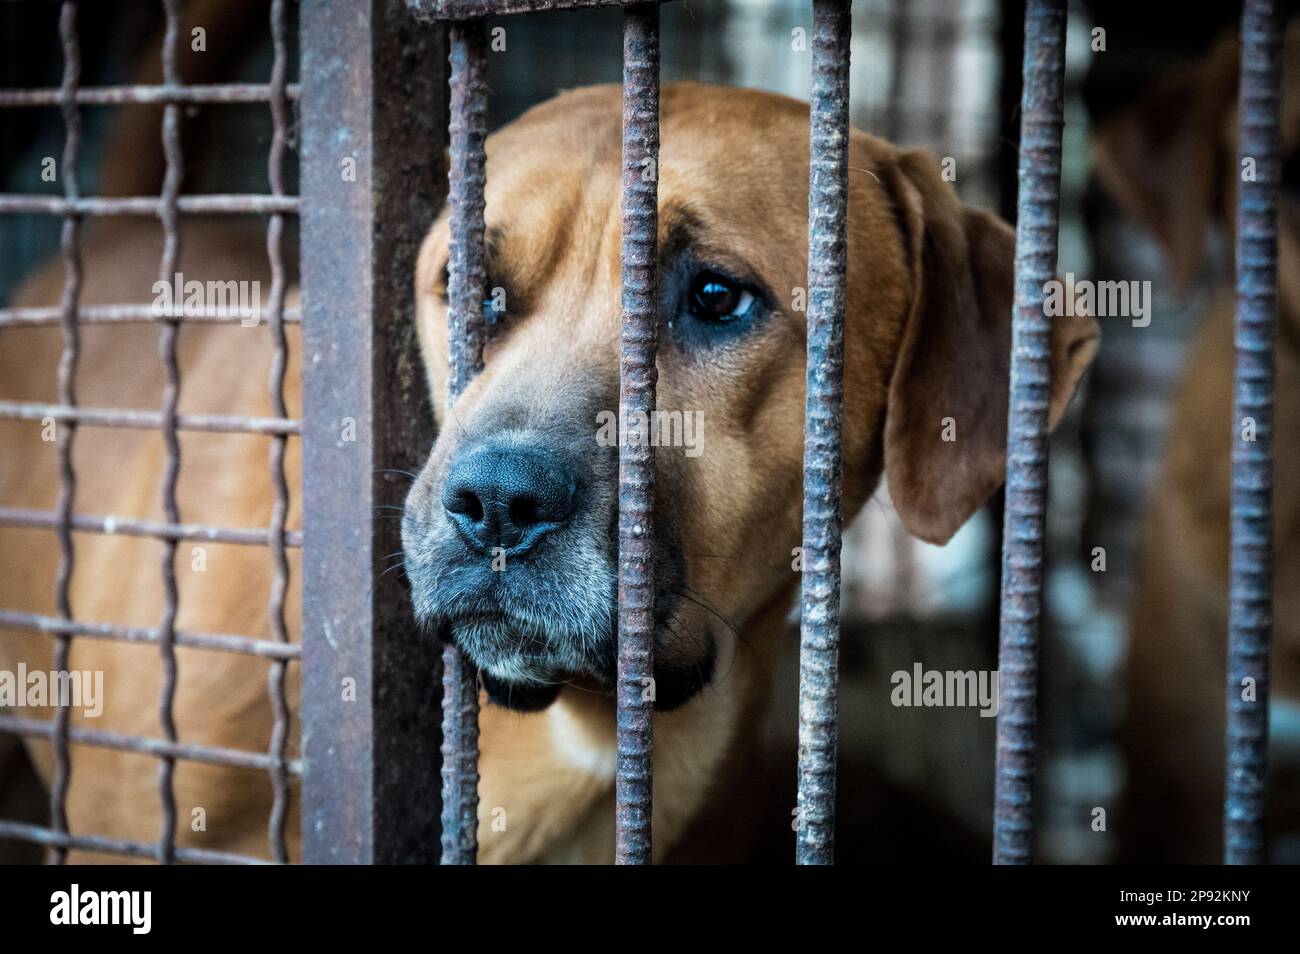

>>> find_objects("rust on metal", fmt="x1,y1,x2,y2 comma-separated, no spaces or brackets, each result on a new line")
0,0,310,867
614,2,660,866
992,0,1066,866
0,306,301,328
0,194,298,216
0,821,275,866
796,0,850,867
0,83,302,107
440,18,489,866
0,401,300,435
0,714,305,775
1224,0,1282,867
300,0,446,864
155,0,184,866
410,0,663,21
0,609,302,660
0,303,302,326
264,0,293,866
0,506,303,547
48,0,83,866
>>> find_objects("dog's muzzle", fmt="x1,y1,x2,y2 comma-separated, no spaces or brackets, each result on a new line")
402,434,619,710
403,430,713,712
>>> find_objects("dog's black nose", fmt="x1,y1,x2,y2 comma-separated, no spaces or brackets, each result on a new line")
442,443,576,554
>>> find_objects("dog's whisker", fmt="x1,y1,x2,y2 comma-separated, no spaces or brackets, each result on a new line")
674,586,740,639
848,165,880,184
363,558,411,604
670,605,743,686
447,402,471,441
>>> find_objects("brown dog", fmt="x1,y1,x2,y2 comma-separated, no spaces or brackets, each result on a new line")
1,82,1097,863
0,217,302,862
1094,26,1300,862
401,82,1097,862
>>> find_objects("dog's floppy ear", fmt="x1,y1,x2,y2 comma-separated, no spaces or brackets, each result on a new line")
881,148,1099,546
1091,36,1238,293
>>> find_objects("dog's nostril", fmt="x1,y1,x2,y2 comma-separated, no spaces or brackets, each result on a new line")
508,494,541,528
447,489,485,523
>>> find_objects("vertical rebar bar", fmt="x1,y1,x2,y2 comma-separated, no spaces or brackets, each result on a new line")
796,0,850,867
992,0,1065,866
441,19,487,866
264,0,292,865
49,0,83,866
1225,0,1281,867
615,3,660,867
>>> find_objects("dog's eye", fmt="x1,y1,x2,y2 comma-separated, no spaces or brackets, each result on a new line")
438,265,506,323
482,279,504,322
687,271,755,323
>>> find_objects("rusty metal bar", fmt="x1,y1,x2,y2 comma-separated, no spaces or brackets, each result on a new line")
614,2,660,867
0,609,301,660
0,505,303,547
0,715,304,775
0,822,275,865
992,0,1066,866
411,0,661,19
300,0,446,865
47,0,83,866
0,194,298,216
0,303,301,326
155,0,184,867
0,83,302,107
1225,0,1282,867
264,0,293,865
796,0,850,867
0,401,300,435
439,19,488,867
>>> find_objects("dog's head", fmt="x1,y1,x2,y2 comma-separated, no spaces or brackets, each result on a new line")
403,82,1098,712
1093,23,1300,319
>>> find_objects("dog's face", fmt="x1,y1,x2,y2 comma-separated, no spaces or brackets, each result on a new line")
403,83,1097,711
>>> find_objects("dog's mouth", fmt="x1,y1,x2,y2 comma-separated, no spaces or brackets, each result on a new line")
425,588,716,714
440,606,602,712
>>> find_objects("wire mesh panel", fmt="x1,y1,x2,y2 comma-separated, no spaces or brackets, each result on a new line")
0,0,301,866
1225,0,1282,867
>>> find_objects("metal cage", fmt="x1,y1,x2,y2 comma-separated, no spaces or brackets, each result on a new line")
0,0,1285,865
0,0,299,865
